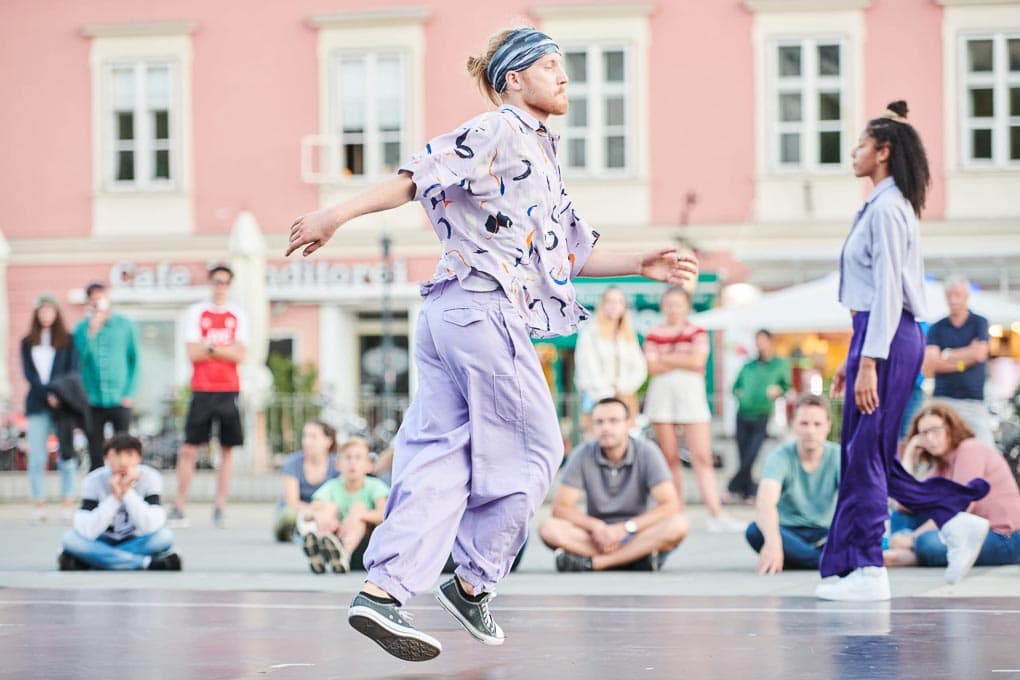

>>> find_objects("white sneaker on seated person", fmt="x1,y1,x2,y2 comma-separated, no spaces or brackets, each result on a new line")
940,512,990,585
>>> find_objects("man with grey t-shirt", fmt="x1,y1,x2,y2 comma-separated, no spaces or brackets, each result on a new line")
539,397,688,571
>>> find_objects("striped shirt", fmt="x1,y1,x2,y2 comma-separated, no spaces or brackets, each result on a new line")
643,324,709,374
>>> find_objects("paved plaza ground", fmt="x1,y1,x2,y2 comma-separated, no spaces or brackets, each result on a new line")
1,485,1019,679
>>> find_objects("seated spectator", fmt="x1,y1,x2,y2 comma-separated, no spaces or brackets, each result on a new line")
59,433,181,571
539,397,688,571
273,420,339,542
746,394,841,573
884,402,1018,569
301,437,388,573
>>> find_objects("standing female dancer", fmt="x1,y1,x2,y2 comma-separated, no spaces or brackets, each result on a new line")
817,101,990,601
287,27,698,659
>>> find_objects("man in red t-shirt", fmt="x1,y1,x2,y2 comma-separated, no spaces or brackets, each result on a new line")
168,265,248,528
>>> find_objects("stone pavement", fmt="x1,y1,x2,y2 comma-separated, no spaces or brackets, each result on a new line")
1,502,1017,599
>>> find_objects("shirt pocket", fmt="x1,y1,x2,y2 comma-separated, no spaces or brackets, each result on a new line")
441,307,487,327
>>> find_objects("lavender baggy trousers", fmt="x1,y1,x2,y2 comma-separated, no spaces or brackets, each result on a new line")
363,280,563,604
819,311,990,577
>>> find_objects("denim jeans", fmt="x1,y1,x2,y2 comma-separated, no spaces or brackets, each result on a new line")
729,415,769,498
61,528,174,570
745,521,828,570
890,509,1020,566
26,412,78,502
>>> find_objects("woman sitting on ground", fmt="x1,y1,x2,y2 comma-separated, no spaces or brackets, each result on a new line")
884,402,1020,568
273,420,339,542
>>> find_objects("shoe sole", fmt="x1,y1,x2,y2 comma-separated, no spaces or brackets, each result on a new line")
434,586,504,646
167,518,190,529
946,521,990,585
815,588,891,602
348,606,442,662
302,535,326,574
319,535,349,573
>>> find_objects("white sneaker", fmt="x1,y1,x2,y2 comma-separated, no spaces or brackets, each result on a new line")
706,514,747,533
295,514,317,537
941,512,990,585
815,566,891,601
30,507,47,525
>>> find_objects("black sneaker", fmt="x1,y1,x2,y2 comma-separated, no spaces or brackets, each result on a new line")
554,549,594,572
57,551,91,571
148,551,182,571
434,578,505,646
302,533,326,574
319,534,351,573
348,593,442,662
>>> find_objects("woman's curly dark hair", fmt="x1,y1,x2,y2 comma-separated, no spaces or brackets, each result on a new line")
865,100,930,217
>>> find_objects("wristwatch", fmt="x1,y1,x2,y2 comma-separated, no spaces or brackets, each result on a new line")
624,520,638,534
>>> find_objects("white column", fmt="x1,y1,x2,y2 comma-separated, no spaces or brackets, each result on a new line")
228,211,272,471
319,304,359,431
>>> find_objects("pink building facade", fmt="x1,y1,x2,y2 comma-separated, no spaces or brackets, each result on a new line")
2,0,1018,444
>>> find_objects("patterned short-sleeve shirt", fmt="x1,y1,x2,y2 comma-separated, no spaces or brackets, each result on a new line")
400,105,600,338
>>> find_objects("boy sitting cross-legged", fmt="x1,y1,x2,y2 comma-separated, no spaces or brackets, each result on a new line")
301,437,388,573
59,433,181,571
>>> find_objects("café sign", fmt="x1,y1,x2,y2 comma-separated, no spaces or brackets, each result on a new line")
109,259,408,292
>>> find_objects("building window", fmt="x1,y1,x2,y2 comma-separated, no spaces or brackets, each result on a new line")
106,61,175,188
771,39,845,169
332,52,405,179
563,45,629,174
961,33,1020,166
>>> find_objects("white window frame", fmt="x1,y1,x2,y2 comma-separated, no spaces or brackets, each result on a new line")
768,37,847,172
329,50,408,181
85,23,195,236
562,43,632,176
104,60,177,191
959,32,1020,168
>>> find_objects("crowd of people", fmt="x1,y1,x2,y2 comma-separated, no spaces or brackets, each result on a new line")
17,253,1018,580
14,247,1016,590
11,29,1017,626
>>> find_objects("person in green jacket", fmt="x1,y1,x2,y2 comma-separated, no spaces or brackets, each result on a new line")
73,282,140,471
728,329,790,500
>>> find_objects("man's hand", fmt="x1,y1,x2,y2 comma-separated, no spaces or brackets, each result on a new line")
47,394,59,409
591,522,625,554
286,207,341,257
756,542,784,575
854,358,879,414
638,249,699,287
766,384,783,400
830,362,847,399
88,306,110,336
120,397,133,409
110,473,130,500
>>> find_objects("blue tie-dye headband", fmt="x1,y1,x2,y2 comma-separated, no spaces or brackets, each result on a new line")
485,28,561,94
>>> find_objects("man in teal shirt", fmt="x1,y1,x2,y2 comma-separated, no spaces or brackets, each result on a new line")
728,329,790,500
73,282,140,470
746,394,840,572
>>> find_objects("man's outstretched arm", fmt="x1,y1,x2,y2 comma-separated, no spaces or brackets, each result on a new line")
286,174,416,257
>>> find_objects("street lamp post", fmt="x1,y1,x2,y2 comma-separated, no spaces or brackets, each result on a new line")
380,233,396,426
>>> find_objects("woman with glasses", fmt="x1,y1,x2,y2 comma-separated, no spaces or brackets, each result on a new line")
884,402,1020,569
